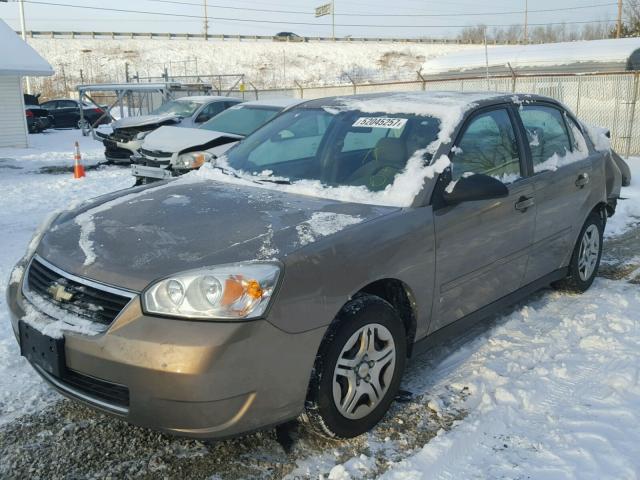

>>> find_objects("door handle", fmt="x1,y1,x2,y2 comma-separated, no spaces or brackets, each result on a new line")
575,173,590,188
515,196,535,212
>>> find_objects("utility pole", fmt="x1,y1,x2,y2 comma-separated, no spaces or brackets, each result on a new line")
617,0,623,38
523,0,528,44
203,0,209,40
17,0,32,93
332,0,335,40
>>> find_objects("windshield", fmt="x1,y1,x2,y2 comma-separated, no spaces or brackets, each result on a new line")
200,105,282,136
224,107,441,192
151,100,202,117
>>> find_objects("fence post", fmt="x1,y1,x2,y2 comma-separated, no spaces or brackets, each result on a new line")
247,81,259,100
345,74,356,95
625,72,639,159
507,63,517,93
294,80,304,99
417,70,426,91
575,75,582,117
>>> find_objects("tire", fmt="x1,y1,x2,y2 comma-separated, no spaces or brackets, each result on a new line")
302,294,406,439
553,212,603,293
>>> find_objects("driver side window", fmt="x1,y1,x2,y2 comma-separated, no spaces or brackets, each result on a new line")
452,109,522,184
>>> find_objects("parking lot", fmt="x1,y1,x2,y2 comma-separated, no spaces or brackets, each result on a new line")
0,128,639,479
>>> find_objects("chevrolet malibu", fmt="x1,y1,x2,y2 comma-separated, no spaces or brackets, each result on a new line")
7,92,625,440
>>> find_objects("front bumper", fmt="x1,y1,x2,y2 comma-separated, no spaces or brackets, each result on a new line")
94,130,142,164
7,268,324,439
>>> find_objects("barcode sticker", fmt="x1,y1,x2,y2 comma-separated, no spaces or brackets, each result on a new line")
352,117,408,129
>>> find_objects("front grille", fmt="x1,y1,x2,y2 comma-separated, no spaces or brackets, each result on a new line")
26,256,135,326
62,368,130,409
140,148,173,159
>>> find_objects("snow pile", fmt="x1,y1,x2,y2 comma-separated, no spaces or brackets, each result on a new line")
379,279,640,480
296,212,363,246
606,158,640,236
26,37,474,91
422,37,640,75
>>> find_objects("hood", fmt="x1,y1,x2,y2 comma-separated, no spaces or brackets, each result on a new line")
37,180,396,292
112,113,182,130
142,126,242,154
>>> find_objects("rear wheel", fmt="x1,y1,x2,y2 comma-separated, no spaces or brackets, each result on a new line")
303,294,406,439
554,212,603,292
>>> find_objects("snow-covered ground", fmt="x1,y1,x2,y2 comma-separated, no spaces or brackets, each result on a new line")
0,130,639,478
0,129,132,425
25,38,477,93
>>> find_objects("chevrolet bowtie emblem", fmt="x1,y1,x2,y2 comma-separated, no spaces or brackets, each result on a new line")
48,283,74,302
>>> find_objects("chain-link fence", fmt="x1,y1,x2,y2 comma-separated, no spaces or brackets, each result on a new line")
232,71,640,156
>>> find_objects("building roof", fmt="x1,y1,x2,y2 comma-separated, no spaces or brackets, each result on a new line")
421,38,640,78
0,20,53,77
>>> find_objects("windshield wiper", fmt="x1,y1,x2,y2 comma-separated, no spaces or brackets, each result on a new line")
254,177,292,185
212,165,242,179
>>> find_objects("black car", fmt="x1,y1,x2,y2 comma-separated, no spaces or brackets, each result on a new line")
24,94,54,134
39,99,111,129
274,31,304,42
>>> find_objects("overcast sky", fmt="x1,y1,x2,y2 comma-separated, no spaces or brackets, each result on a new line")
0,0,618,39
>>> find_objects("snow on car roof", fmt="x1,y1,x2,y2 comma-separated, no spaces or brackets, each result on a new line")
304,91,514,145
422,38,640,76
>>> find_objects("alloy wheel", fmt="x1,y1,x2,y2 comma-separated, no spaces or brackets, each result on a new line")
578,224,600,281
332,323,396,420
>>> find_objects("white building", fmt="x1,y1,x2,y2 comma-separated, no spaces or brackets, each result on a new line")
0,19,53,148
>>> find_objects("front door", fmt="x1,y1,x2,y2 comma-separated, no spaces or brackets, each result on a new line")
431,107,536,332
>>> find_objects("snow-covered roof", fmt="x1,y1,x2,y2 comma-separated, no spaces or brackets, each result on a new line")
0,20,53,76
422,38,640,77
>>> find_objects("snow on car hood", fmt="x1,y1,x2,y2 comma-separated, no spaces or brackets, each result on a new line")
112,113,182,130
142,126,242,153
36,180,395,291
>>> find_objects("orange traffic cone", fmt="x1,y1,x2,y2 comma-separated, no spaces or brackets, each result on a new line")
73,141,86,179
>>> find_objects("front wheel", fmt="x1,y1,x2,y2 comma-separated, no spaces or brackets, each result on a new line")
303,294,406,439
554,212,603,292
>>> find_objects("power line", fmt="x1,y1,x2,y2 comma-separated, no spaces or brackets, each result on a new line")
138,0,617,18
19,1,618,28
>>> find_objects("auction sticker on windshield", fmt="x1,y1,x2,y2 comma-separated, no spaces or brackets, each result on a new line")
352,117,408,129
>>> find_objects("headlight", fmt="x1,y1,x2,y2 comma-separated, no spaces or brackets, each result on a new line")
143,262,281,320
175,151,213,169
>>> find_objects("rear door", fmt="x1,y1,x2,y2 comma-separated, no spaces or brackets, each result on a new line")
56,100,80,127
431,106,536,332
516,103,596,283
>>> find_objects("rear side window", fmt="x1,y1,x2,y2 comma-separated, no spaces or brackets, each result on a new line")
520,106,572,172
452,109,521,184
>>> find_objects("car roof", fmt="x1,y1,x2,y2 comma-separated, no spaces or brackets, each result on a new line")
238,98,305,109
299,91,560,111
174,95,236,103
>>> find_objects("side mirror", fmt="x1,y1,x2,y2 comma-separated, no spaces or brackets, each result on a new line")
442,173,509,205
